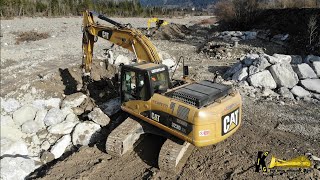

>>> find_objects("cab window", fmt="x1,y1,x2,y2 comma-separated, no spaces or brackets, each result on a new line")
122,71,148,102
151,71,169,93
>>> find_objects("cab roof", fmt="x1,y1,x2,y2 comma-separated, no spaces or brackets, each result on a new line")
123,62,168,72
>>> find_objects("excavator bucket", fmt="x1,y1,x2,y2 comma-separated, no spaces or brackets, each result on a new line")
269,155,312,169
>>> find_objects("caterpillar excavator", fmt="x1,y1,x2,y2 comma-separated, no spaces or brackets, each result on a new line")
147,17,169,36
82,10,242,173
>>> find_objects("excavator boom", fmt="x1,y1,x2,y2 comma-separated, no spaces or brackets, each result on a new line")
82,10,161,74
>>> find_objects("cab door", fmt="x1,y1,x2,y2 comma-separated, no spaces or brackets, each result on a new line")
121,70,151,114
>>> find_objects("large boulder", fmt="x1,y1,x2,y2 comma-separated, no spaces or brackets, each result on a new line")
252,56,271,72
43,108,65,126
21,120,41,134
1,115,16,127
0,137,28,156
32,98,61,109
243,54,259,66
223,62,242,79
300,79,320,93
72,121,101,146
293,63,317,79
88,107,111,126
34,109,47,130
269,63,298,88
50,135,71,159
0,98,20,113
291,86,311,98
248,65,259,75
232,67,248,81
47,121,78,135
12,105,38,126
290,55,303,64
61,92,87,109
278,87,294,99
0,156,35,180
248,70,277,89
271,54,292,64
311,61,320,77
305,55,320,63
162,59,176,70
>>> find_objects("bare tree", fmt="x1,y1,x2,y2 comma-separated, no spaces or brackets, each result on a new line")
308,15,318,46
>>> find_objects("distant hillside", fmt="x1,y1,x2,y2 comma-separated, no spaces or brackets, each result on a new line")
139,0,218,8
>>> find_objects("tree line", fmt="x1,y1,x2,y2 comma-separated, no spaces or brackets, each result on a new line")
0,0,197,17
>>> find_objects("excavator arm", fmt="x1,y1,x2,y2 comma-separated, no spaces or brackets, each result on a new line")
82,10,161,76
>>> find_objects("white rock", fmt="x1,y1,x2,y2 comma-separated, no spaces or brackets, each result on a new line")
0,156,35,180
232,67,248,81
34,109,47,130
1,115,16,127
0,137,28,156
290,55,303,64
278,87,294,99
72,121,101,146
88,107,111,126
223,62,242,79
41,141,51,151
262,89,279,97
43,108,65,126
65,112,79,122
294,63,317,79
162,59,176,70
112,55,130,65
0,98,20,113
50,135,71,159
32,98,61,109
269,63,298,88
248,70,277,89
0,125,25,141
99,97,121,116
305,55,320,63
311,61,320,77
272,54,292,64
158,51,173,60
243,54,259,66
21,121,40,134
300,79,320,93
12,105,38,126
248,65,259,75
244,31,257,39
61,92,87,109
61,107,74,118
291,86,311,98
31,135,40,145
252,56,271,71
48,121,78,135
312,93,320,101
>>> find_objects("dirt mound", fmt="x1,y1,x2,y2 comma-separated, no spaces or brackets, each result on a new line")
141,23,192,40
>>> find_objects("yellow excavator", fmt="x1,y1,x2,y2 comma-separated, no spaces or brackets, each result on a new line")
147,17,169,36
82,10,242,173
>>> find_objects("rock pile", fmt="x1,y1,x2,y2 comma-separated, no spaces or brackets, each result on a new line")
217,31,258,42
224,54,320,101
0,93,116,179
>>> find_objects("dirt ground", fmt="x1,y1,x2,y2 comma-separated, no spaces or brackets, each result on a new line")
1,16,320,180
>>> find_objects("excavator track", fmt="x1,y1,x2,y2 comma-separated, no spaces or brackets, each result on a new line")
158,139,194,174
106,117,145,156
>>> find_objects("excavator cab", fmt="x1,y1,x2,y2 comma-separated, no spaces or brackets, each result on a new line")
120,63,170,103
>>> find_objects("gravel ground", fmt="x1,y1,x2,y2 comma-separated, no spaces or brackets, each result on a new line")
1,16,320,180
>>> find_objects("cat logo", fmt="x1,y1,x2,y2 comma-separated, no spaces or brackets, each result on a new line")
222,109,239,135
